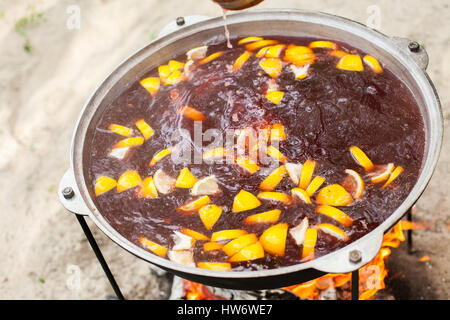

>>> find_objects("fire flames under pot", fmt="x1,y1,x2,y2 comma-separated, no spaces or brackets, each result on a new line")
169,219,425,300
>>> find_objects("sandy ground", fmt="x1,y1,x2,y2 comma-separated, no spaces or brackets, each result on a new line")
0,0,448,300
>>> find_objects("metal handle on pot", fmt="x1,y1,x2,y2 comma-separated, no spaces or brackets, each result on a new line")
58,169,90,216
391,37,429,71
310,230,384,274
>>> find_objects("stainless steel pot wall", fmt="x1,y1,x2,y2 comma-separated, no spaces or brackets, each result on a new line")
59,9,443,290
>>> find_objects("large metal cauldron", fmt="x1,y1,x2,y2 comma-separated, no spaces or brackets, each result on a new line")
59,10,443,290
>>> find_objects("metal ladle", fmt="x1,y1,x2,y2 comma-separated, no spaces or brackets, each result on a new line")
213,0,264,10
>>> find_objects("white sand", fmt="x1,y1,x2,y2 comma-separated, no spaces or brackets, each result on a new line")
0,0,448,299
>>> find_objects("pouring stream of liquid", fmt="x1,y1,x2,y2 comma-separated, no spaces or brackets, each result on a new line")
222,8,233,49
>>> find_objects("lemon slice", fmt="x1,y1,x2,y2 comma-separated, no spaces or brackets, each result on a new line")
291,188,312,204
138,176,158,199
316,184,353,206
153,169,176,195
139,236,167,257
229,242,265,263
175,168,198,189
259,165,286,191
285,163,303,185
95,176,117,196
167,250,195,267
117,170,142,193
108,124,133,137
232,190,262,213
349,146,375,171
199,204,223,230
223,234,258,257
172,231,195,251
289,217,309,245
316,205,354,227
211,229,248,242
342,169,364,199
301,228,317,261
382,166,404,189
197,262,231,271
244,209,281,225
191,175,220,196
315,223,349,241
177,196,212,214
369,163,395,184
259,223,288,257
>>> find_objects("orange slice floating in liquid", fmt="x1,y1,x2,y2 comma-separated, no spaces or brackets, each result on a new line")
316,184,353,206
308,41,337,50
175,168,198,189
197,262,231,271
328,50,348,58
269,123,287,141
369,163,395,184
259,58,283,79
266,146,289,163
349,146,375,171
232,190,262,213
238,36,264,45
289,63,310,80
305,175,326,196
140,77,160,97
178,106,206,121
244,209,281,225
203,242,225,252
342,169,365,199
168,60,185,72
181,228,210,241
259,223,288,257
114,137,144,149
299,159,316,189
336,54,364,72
95,176,117,196
265,90,285,104
138,176,158,199
198,51,224,65
315,223,349,241
236,157,260,175
203,147,228,161
259,165,287,191
117,170,142,193
245,39,279,51
177,196,212,214
223,233,258,257
139,236,167,257
382,166,404,189
301,228,317,261
233,51,252,72
264,44,287,58
363,55,383,74
149,148,172,167
284,45,315,66
108,124,133,137
291,188,312,204
229,242,265,262
316,205,354,227
211,229,248,242
199,204,223,230
134,119,154,140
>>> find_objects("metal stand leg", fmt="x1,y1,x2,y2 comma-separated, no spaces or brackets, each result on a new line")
351,270,359,300
406,208,413,254
76,215,125,300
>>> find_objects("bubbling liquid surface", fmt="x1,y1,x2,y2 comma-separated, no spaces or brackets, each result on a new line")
88,36,424,271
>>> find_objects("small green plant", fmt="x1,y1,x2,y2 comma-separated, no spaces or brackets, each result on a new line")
14,10,47,53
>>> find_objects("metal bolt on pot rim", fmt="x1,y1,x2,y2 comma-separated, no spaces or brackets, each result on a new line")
62,187,75,199
349,250,362,263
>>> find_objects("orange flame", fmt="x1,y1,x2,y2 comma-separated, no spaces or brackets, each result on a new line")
183,219,423,300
